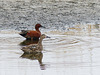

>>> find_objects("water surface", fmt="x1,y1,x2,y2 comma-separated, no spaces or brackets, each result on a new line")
0,24,100,75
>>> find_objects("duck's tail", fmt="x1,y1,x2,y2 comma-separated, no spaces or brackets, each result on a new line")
19,30,28,37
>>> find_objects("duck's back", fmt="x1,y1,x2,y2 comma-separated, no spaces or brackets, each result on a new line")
19,30,41,40
21,44,42,53
27,30,41,38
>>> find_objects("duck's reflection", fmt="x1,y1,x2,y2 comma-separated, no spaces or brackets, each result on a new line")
21,52,46,70
19,39,39,46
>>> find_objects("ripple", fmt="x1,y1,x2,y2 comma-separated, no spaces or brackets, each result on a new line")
0,30,100,75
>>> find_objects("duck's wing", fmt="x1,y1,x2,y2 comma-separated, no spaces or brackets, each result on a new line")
19,30,41,39
21,44,37,52
22,44,37,49
29,45,38,49
19,30,30,38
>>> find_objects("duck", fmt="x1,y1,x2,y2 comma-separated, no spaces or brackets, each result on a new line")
19,24,45,41
21,34,49,53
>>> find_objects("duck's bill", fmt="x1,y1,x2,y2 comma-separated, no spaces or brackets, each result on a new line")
41,25,46,28
46,36,51,38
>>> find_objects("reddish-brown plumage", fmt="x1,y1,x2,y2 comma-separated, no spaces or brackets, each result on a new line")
19,24,45,41
27,30,41,38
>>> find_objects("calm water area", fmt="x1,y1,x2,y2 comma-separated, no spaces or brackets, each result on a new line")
0,24,100,75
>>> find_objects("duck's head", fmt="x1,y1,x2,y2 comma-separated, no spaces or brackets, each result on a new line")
35,24,45,29
40,34,50,39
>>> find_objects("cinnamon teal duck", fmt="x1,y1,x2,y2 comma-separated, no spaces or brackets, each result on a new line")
19,24,45,41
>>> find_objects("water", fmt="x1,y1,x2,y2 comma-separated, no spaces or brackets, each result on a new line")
0,24,100,75
0,0,100,75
